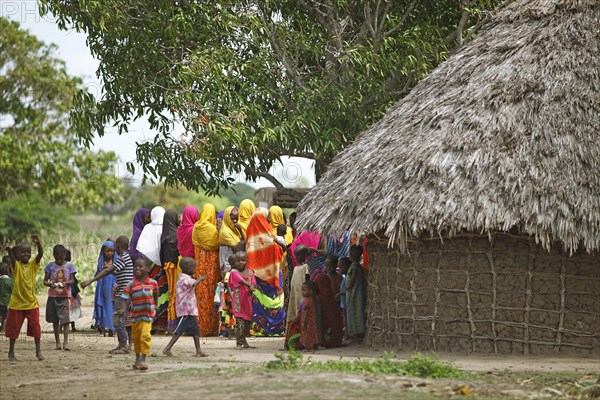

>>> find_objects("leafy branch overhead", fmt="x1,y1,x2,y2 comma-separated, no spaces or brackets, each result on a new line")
41,0,507,195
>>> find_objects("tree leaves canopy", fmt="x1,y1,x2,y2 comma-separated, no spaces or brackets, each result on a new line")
40,0,505,195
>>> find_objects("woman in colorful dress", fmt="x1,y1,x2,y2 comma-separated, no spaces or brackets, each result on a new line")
92,241,118,335
314,255,344,348
192,204,221,336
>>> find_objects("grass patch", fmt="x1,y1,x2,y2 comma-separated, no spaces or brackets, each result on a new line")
266,351,464,379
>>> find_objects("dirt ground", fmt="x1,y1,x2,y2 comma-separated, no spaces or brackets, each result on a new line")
1,302,598,399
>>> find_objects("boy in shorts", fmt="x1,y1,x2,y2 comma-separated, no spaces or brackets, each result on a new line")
162,257,207,357
43,244,76,351
4,236,44,361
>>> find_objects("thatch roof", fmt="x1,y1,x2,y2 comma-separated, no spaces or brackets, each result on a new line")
297,0,600,253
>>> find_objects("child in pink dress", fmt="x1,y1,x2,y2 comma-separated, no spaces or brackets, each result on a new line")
228,251,256,349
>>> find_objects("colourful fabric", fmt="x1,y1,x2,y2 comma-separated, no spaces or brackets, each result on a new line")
287,263,308,323
132,320,152,355
300,296,321,350
308,235,335,280
4,307,41,339
130,208,149,261
93,242,117,331
340,275,347,308
219,206,242,247
194,246,220,336
192,204,219,251
219,272,236,335
175,273,198,317
315,273,343,348
251,277,286,336
137,206,165,265
148,264,168,332
164,261,181,327
268,206,294,244
238,199,256,236
246,213,284,288
120,276,158,323
252,288,284,309
0,275,13,306
289,231,321,267
8,260,40,310
346,261,366,336
177,206,199,257
229,269,255,321
44,262,76,298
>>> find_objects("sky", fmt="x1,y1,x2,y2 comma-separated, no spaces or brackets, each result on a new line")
2,1,315,189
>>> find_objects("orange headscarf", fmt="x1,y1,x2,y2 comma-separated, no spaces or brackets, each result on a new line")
246,213,283,289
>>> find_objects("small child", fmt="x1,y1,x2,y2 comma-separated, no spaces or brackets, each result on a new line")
346,245,366,344
274,224,287,249
4,235,44,361
66,250,83,332
0,262,13,332
43,244,76,351
229,251,256,349
287,278,321,352
115,258,157,371
163,257,207,357
337,257,352,341
218,255,237,339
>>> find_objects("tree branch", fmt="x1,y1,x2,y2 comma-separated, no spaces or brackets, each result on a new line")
244,166,302,200
384,0,417,37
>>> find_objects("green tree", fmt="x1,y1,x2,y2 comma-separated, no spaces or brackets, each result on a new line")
0,18,122,241
41,0,506,197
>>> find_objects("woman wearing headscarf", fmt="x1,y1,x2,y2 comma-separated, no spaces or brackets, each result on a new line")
92,241,118,335
192,204,221,336
237,199,256,237
160,209,180,333
246,210,286,336
136,206,165,266
177,206,198,258
129,208,150,262
268,206,294,245
218,206,244,273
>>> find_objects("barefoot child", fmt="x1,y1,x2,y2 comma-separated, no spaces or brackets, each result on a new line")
65,250,82,332
0,262,13,332
229,251,256,349
163,257,207,357
114,257,157,370
4,236,44,361
287,277,321,352
43,245,76,351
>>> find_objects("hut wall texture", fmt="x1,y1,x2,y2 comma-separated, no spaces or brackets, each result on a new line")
366,234,599,355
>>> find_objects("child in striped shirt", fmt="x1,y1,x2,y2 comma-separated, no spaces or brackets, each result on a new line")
114,257,157,371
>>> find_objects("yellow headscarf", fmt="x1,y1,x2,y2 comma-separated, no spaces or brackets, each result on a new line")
192,204,219,251
238,199,256,236
219,206,242,247
269,205,294,245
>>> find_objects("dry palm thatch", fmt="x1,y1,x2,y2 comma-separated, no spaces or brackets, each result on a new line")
297,0,600,254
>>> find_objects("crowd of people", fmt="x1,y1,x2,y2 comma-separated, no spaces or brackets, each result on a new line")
0,200,370,370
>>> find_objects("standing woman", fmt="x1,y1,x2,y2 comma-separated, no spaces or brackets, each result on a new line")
314,256,344,348
92,241,118,335
160,209,180,333
218,207,244,274
137,206,166,331
246,210,286,336
129,208,150,262
268,206,294,245
177,206,198,258
192,204,221,336
237,199,256,237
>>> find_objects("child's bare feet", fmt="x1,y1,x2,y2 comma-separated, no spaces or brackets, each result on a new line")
194,352,208,357
132,363,140,370
63,345,70,351
8,353,17,362
138,362,148,371
36,352,44,360
162,348,173,357
236,344,245,350
55,344,62,350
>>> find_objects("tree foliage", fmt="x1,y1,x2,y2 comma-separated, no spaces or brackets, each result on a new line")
0,18,122,241
41,0,507,196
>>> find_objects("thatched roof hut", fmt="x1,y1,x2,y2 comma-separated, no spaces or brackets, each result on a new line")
297,0,599,355
298,0,600,254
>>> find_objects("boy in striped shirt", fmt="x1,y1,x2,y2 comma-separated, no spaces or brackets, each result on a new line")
114,257,157,371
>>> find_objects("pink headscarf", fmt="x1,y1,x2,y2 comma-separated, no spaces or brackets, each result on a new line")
288,231,322,267
176,206,199,257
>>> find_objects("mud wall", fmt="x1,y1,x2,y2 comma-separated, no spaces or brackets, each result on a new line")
366,233,599,355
